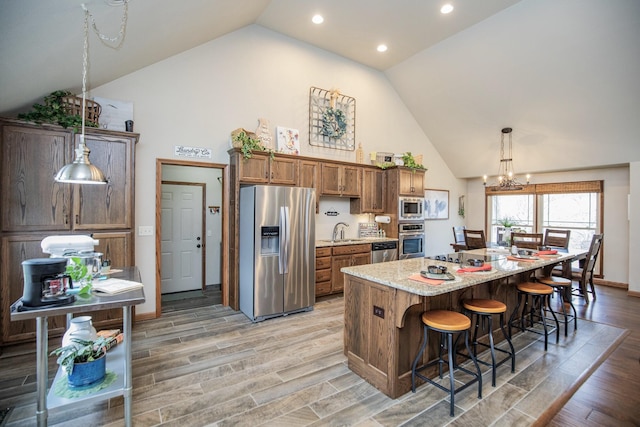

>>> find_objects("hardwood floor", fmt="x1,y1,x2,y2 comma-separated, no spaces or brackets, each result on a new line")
548,286,640,426
0,285,638,426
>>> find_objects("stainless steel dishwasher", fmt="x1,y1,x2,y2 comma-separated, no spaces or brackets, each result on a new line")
371,241,398,263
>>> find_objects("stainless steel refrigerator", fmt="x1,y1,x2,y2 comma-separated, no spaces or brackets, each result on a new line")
239,185,316,322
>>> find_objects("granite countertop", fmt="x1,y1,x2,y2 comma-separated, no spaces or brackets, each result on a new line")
315,237,398,248
341,248,584,297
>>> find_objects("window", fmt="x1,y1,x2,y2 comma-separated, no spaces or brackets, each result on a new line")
486,181,602,251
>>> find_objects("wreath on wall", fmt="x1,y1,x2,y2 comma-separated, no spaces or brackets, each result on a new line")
321,107,347,138
309,86,355,151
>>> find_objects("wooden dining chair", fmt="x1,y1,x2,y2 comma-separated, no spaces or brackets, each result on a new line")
451,226,467,251
544,229,571,250
511,232,543,250
572,233,604,303
462,229,486,249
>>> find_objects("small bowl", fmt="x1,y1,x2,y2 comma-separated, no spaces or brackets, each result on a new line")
518,249,533,256
467,258,484,267
427,265,447,274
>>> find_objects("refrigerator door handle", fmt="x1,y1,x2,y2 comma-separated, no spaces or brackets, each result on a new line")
279,206,290,274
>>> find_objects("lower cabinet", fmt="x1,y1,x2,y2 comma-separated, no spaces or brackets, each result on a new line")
316,244,371,297
315,247,332,296
1,233,133,345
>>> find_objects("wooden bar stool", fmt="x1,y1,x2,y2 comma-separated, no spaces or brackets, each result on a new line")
508,282,559,351
462,299,516,387
537,275,577,336
411,310,482,417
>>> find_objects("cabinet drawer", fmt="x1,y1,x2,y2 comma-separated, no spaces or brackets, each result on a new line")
316,269,331,283
316,256,331,270
332,244,371,256
316,247,332,257
316,281,332,296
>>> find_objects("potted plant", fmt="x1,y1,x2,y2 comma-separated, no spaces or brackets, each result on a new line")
498,217,516,245
401,152,426,172
17,90,100,132
231,128,273,159
65,257,93,295
50,336,110,387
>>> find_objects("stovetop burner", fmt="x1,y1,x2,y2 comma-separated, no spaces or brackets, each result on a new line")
428,252,507,264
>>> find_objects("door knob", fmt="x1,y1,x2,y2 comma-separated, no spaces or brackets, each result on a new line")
197,244,201,248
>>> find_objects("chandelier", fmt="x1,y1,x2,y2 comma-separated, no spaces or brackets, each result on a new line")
55,1,129,184
483,127,530,191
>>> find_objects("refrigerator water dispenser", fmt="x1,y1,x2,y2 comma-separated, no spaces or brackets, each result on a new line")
261,226,280,255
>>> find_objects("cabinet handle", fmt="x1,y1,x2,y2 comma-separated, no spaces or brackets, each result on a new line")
75,214,79,224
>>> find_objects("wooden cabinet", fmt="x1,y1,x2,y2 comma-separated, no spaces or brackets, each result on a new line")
351,167,385,213
397,168,425,196
320,163,361,197
235,151,297,186
330,244,371,294
0,119,138,346
315,247,332,296
299,160,320,213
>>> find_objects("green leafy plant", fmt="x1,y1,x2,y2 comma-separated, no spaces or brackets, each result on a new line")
65,257,92,295
17,90,99,132
231,128,274,159
401,152,426,172
50,337,110,374
498,217,516,228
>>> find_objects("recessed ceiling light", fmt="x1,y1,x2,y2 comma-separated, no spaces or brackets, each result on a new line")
377,44,388,53
441,4,454,14
312,14,324,24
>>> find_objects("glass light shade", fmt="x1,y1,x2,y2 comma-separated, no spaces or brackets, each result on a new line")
55,139,107,184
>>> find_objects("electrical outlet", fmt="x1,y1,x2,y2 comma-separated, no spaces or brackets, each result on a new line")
138,226,154,236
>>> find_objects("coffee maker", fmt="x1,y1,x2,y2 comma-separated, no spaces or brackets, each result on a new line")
21,258,76,308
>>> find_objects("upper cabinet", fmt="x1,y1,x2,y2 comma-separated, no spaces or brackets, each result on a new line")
0,123,137,233
74,132,135,230
320,163,361,197
235,151,297,186
351,166,385,214
1,125,72,232
397,168,425,196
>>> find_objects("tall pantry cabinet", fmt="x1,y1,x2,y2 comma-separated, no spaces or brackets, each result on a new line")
0,118,138,346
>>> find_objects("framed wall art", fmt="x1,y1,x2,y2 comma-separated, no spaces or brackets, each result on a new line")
424,189,449,220
309,86,355,151
276,126,300,155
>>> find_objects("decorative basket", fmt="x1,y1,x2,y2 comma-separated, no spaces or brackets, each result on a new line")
61,96,102,126
373,152,394,165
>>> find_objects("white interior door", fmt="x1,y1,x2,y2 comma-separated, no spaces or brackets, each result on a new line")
161,184,203,294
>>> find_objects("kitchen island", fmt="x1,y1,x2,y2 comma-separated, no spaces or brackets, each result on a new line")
340,249,583,398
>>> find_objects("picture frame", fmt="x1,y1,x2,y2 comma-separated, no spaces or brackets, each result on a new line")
276,126,300,155
424,189,449,220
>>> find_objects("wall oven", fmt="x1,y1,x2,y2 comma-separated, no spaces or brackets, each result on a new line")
398,223,425,259
398,197,425,221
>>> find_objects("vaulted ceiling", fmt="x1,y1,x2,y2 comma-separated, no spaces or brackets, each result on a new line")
1,0,639,178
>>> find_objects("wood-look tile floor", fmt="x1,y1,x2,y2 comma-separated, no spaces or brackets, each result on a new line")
0,286,637,427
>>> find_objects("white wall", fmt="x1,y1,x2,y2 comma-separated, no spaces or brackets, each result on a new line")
91,25,462,315
629,162,639,295
466,166,630,284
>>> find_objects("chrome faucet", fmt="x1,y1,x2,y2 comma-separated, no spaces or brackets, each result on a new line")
332,222,349,242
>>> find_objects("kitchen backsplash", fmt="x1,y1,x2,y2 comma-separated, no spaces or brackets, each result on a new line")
316,197,370,241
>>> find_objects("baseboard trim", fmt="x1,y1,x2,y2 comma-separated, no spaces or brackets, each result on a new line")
594,278,627,289
628,290,640,298
135,312,157,322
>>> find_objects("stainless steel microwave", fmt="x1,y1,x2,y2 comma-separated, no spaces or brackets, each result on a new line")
398,197,425,221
